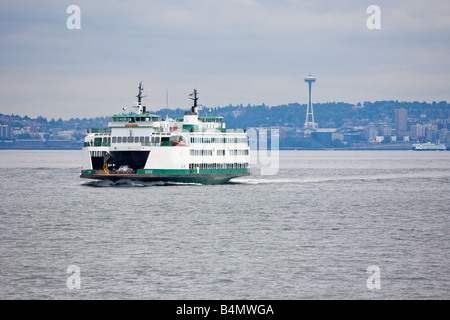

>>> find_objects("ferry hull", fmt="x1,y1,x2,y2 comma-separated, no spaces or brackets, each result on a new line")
411,147,446,151
80,172,250,185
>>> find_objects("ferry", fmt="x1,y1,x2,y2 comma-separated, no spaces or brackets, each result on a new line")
80,83,251,184
411,142,447,151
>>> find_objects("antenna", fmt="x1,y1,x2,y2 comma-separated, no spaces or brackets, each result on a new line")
136,81,147,106
189,89,199,114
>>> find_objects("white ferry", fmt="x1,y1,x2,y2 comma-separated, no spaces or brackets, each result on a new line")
411,142,447,151
81,83,251,184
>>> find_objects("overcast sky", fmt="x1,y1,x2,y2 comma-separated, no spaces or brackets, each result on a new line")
1,0,449,119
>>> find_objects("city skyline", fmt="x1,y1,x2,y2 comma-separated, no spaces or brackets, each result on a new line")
2,99,449,150
1,1,450,120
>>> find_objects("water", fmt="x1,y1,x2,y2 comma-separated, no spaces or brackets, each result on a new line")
0,150,449,299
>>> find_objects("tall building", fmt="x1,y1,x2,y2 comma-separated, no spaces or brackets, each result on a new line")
395,108,408,132
410,123,425,140
0,124,12,139
378,123,392,136
304,74,318,130
364,125,378,142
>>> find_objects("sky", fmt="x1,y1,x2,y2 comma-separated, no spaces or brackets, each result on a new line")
0,0,449,119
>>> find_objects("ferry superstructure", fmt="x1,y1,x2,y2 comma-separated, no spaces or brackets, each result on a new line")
80,83,251,184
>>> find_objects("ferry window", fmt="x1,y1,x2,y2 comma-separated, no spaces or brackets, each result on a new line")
135,137,139,143
129,117,135,123
117,137,121,143
128,136,133,143
140,136,144,143
112,137,117,143
122,136,127,143
145,136,149,143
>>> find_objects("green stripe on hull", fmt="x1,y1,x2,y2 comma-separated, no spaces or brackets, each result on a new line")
82,169,97,175
137,169,190,174
137,168,249,175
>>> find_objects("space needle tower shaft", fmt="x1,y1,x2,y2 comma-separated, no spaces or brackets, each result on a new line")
304,74,317,129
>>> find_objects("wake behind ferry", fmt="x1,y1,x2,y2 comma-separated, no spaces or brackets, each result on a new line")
81,83,251,184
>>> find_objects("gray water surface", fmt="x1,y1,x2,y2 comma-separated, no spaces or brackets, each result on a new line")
0,150,449,299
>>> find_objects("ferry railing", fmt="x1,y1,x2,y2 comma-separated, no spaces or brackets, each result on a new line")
141,142,161,147
84,142,111,147
140,141,179,147
88,128,111,134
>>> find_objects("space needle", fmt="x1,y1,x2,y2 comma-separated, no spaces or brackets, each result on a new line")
304,74,318,130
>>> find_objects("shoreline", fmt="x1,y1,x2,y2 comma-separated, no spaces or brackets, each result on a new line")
2,147,443,151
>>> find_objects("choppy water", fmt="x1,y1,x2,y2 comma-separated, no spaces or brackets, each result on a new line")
0,150,449,299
